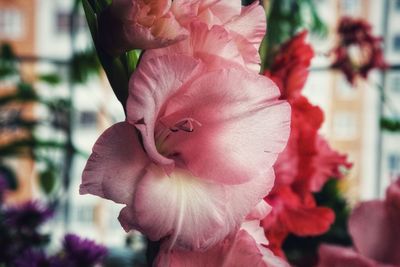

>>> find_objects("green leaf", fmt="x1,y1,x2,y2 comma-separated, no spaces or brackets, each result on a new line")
126,50,140,76
381,117,400,132
0,165,18,191
40,168,57,195
38,73,62,85
70,49,101,84
82,0,98,39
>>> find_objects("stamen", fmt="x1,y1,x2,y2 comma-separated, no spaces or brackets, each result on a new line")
170,118,202,133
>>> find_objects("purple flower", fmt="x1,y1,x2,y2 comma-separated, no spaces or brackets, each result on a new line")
62,234,107,266
0,174,7,203
14,250,54,267
3,201,54,229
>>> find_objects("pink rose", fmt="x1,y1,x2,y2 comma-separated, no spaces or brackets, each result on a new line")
80,54,290,251
99,0,188,55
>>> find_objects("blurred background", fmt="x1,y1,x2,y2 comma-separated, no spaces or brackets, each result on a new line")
0,0,399,266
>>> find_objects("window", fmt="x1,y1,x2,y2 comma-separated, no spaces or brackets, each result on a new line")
393,35,400,52
388,154,400,177
396,0,400,11
337,77,357,99
341,0,360,15
333,112,358,140
390,75,400,93
55,12,87,34
74,205,94,225
79,111,97,127
0,9,24,39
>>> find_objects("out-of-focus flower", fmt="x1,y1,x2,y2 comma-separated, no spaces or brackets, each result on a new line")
60,234,107,266
155,220,290,267
332,17,388,85
318,178,400,267
264,31,314,100
99,0,188,55
310,136,353,192
263,31,351,257
0,174,7,203
14,250,54,267
80,54,290,251
143,0,266,72
3,201,54,229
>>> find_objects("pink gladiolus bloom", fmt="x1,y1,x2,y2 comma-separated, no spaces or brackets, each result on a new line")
318,178,400,267
80,54,291,251
155,220,290,267
147,0,266,72
99,0,188,55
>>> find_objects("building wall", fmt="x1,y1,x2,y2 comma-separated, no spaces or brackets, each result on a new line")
0,0,37,203
380,0,400,196
305,0,383,202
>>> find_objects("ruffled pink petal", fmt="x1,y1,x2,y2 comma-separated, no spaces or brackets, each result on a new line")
129,167,274,251
198,0,242,25
317,245,381,267
225,2,266,50
80,122,150,204
155,222,288,267
100,0,187,54
132,167,226,250
142,22,246,71
349,200,400,265
160,68,290,184
246,200,272,220
126,55,203,168
224,2,266,72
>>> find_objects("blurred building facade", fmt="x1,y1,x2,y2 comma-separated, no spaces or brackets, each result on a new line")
1,0,127,246
0,0,37,203
380,0,400,195
305,0,389,202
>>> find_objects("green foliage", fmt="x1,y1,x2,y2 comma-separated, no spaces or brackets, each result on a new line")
39,167,57,195
82,0,140,110
0,82,38,106
262,0,327,69
70,49,101,84
0,165,18,191
38,73,62,85
0,44,17,79
381,117,400,132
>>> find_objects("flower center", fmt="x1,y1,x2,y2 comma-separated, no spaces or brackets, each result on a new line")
155,117,202,156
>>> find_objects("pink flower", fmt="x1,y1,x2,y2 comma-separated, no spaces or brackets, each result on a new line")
99,0,188,55
318,178,400,267
145,0,266,72
155,220,290,267
80,54,290,251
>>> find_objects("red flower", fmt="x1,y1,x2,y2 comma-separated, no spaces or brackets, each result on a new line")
332,17,388,85
263,31,351,258
264,31,314,101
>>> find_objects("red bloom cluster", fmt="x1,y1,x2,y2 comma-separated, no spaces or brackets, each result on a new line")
263,31,352,257
332,17,388,85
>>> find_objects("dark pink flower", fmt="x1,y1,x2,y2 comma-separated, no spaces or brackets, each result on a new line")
318,178,400,267
332,17,388,85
